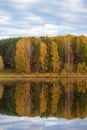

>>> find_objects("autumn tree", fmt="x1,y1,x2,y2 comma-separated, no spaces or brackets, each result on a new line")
77,43,86,63
62,63,73,74
40,42,47,72
15,38,33,73
1,35,87,74
71,37,78,72
63,37,74,73
50,41,60,73
0,84,4,99
51,82,60,114
40,85,47,113
31,38,41,72
77,62,87,74
55,36,65,70
15,82,33,116
0,55,4,71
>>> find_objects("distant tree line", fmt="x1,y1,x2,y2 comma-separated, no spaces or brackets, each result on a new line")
0,35,87,74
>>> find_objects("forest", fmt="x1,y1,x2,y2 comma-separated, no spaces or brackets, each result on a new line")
0,35,87,74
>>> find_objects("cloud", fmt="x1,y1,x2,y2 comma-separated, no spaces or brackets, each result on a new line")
7,0,41,3
0,0,87,38
6,0,41,10
23,16,43,23
0,115,87,130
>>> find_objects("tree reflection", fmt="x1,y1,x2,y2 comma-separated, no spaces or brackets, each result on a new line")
0,79,87,119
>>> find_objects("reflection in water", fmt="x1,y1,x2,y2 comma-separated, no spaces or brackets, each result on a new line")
40,84,48,114
0,115,87,130
15,82,33,116
0,84,4,99
0,79,87,119
0,79,87,129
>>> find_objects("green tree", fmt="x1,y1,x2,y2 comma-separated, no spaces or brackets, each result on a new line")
31,38,41,72
0,38,19,70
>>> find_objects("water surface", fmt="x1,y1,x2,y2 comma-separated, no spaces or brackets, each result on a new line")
0,78,87,130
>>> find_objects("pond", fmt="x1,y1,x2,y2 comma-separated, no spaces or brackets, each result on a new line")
0,78,87,130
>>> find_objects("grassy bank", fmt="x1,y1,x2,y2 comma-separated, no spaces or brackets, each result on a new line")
0,72,87,78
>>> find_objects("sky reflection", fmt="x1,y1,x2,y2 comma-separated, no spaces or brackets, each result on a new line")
0,115,87,130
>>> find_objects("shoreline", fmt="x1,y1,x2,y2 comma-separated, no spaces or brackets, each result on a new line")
0,72,87,78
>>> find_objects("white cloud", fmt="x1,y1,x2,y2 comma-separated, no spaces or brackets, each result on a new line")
0,36,9,40
0,0,87,38
0,11,11,25
23,16,43,23
7,0,41,3
0,27,53,37
58,12,79,23
58,0,87,13
6,0,41,10
56,0,81,9
45,24,58,29
0,16,10,25
0,115,87,130
0,22,75,38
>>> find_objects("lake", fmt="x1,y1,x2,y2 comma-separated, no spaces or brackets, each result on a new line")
0,78,87,130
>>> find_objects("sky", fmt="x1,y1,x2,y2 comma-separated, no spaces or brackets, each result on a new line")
0,115,87,130
0,0,87,38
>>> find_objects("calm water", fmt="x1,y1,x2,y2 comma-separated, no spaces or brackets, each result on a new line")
0,78,87,130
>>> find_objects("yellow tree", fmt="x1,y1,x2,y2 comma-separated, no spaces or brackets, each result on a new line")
0,84,4,99
64,37,74,73
15,38,33,73
40,42,47,72
51,82,60,114
50,41,60,73
15,82,33,116
40,85,47,114
0,55,4,71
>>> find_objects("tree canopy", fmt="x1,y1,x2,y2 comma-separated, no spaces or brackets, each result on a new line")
0,35,87,74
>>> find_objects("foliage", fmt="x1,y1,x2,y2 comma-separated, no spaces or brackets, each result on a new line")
50,41,60,73
15,38,32,73
63,63,73,73
1,80,87,118
77,62,87,74
31,38,41,72
0,38,19,70
40,42,47,72
0,55,4,71
0,35,87,74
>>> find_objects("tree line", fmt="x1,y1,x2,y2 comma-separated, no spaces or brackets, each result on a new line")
0,35,87,74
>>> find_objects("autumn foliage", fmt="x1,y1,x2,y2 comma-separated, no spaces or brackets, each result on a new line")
15,38,31,73
0,55,4,71
0,35,87,74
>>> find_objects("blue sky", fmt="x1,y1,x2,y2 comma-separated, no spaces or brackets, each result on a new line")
0,0,87,38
